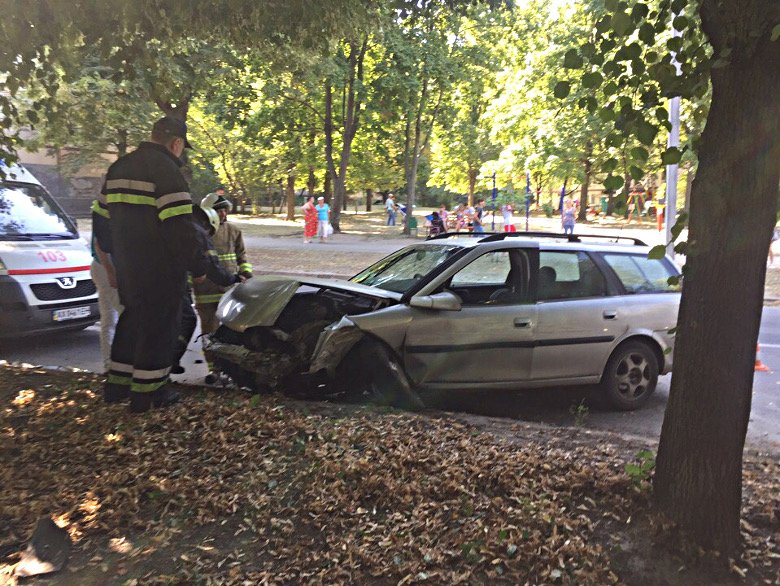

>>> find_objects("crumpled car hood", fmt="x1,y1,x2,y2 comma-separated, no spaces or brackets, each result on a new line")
217,274,402,332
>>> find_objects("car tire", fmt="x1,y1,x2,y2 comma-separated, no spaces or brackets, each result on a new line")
340,339,425,411
601,341,658,411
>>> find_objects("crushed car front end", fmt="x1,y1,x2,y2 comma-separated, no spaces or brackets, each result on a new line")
204,275,403,395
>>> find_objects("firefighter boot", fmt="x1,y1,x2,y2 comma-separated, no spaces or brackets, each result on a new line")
104,382,130,403
129,386,181,413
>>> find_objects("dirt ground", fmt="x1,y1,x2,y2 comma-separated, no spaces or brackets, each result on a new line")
1,365,779,585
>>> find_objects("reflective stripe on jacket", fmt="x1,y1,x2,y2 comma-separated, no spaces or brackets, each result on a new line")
92,141,206,303
193,220,251,304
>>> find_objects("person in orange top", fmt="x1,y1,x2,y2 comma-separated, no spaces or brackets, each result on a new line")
302,195,317,243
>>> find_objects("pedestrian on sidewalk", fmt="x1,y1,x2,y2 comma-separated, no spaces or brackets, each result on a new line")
302,195,317,243
473,199,486,233
501,203,516,233
386,194,397,226
316,196,331,242
88,221,123,373
562,198,576,235
770,226,779,264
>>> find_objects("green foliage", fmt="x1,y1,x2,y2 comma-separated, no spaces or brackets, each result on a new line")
0,0,366,162
568,400,589,427
648,245,666,260
625,449,656,488
16,53,158,171
554,0,712,187
0,0,717,229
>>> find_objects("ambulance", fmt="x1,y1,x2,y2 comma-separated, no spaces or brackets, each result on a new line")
0,164,98,336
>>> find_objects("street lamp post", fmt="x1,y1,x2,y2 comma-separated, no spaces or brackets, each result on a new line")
491,172,497,231
665,13,682,257
525,170,532,232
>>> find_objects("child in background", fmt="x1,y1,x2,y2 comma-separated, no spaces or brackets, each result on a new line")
562,198,576,235
501,203,516,232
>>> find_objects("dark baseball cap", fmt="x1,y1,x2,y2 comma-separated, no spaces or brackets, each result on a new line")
152,116,193,149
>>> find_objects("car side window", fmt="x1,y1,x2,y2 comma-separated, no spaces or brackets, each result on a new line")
451,250,511,287
447,250,530,305
602,253,680,293
537,251,607,301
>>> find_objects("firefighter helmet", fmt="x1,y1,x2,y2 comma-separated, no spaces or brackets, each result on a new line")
201,192,232,213
211,195,232,212
193,204,220,235
202,206,220,234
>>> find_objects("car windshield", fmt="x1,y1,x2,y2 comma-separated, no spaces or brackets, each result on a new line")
351,244,462,293
0,183,77,240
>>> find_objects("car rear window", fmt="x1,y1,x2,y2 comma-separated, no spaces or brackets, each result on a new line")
538,251,606,300
602,253,680,293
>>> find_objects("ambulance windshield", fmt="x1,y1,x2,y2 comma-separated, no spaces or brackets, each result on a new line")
0,183,78,240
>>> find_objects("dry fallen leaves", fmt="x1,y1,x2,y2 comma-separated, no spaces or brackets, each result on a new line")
0,364,778,585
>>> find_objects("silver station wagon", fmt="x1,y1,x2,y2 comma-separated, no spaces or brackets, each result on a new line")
206,232,680,411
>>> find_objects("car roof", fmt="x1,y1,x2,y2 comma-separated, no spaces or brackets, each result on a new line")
420,231,652,254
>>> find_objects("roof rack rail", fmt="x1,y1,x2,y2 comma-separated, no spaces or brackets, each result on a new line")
426,231,647,246
476,231,647,246
425,232,488,241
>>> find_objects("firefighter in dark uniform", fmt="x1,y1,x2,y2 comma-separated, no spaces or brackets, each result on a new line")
93,116,208,413
194,192,252,383
171,205,244,372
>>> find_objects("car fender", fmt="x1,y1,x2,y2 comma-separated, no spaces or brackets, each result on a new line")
309,317,365,377
610,328,674,374
309,305,415,376
346,304,414,350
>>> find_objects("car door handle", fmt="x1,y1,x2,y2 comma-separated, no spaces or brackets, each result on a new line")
514,317,531,328
603,310,617,320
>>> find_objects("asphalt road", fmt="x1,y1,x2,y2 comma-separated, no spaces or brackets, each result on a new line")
2,303,778,452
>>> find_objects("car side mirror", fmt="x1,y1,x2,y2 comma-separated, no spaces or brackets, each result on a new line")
409,291,462,311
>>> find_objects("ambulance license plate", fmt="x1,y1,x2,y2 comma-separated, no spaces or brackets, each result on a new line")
52,306,91,321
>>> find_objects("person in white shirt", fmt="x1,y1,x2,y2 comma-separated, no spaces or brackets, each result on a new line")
501,203,516,233
385,194,397,226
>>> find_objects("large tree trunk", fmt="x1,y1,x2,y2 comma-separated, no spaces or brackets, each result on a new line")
332,174,348,232
654,0,780,554
285,173,296,221
578,141,593,222
324,171,332,205
606,191,616,216
323,38,369,234
467,168,478,207
684,164,694,215
307,167,316,199
405,160,419,233
366,188,373,212
116,128,128,158
402,84,443,235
